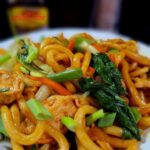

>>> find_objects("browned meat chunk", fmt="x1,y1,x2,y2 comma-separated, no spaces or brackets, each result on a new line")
43,95,78,133
0,71,24,104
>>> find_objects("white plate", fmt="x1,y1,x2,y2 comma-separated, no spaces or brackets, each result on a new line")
0,28,150,150
0,28,150,58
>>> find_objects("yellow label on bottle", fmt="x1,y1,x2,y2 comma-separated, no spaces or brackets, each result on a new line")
8,6,49,34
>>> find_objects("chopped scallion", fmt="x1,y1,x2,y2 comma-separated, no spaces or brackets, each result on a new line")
130,107,141,123
0,54,11,65
74,37,98,54
86,109,104,126
24,41,38,63
20,66,30,74
0,88,10,92
47,68,82,82
26,98,53,120
97,113,116,127
61,116,76,132
33,59,54,73
30,70,45,77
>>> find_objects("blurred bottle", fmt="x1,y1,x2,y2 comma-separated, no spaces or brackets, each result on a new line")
7,0,49,35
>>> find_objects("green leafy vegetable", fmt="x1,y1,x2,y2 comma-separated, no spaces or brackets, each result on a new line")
26,98,53,120
122,128,133,139
97,113,116,127
21,39,38,63
17,40,50,76
86,109,104,126
61,117,76,132
92,54,126,95
79,78,140,140
79,54,141,140
47,68,82,82
0,88,10,92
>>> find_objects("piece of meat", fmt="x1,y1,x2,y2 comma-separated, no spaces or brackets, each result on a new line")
43,95,78,133
0,70,24,104
37,95,78,144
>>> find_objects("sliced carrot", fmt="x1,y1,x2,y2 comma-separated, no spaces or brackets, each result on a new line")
68,39,75,51
92,43,107,53
28,76,71,95
108,51,125,67
108,54,115,63
84,66,95,77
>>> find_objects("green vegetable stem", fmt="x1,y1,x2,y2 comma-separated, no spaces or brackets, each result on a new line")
47,68,82,82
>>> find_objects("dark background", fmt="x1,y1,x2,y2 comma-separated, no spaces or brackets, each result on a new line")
0,0,150,44
119,0,150,44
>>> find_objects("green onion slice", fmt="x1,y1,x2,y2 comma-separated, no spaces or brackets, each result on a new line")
26,98,53,120
86,109,104,126
25,42,38,63
47,68,82,82
61,116,76,132
20,66,30,74
98,113,116,127
130,107,141,123
0,54,11,65
0,88,10,93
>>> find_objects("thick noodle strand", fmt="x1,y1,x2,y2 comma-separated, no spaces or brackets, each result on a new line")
1,106,45,145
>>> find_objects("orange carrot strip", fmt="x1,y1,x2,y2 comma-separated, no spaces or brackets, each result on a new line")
108,54,115,63
68,39,75,51
92,43,107,53
85,66,95,77
29,76,71,95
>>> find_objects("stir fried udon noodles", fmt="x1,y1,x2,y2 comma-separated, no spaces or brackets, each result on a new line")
0,33,150,150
